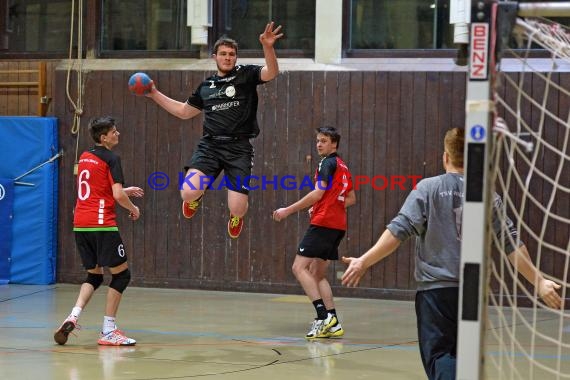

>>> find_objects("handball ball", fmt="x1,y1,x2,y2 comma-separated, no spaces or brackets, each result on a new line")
128,72,153,96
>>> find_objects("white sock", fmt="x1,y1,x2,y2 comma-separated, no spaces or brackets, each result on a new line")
102,316,116,334
69,306,82,320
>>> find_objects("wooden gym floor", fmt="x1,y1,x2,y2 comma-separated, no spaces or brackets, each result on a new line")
0,284,566,379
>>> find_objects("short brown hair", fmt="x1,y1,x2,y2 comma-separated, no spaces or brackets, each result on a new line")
213,37,238,55
88,116,116,144
316,126,341,149
444,127,465,168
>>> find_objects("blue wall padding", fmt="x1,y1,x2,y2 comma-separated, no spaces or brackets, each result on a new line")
0,178,14,284
0,117,58,284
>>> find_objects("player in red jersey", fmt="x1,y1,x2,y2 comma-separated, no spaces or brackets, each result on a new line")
273,126,355,339
54,116,143,346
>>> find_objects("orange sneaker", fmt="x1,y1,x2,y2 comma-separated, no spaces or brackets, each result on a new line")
227,214,244,238
182,197,202,219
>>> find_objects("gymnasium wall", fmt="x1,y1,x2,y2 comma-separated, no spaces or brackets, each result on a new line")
5,59,567,300
52,64,467,300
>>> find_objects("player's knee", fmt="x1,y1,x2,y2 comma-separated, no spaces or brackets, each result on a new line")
310,265,326,280
229,202,247,217
291,262,304,277
181,190,204,204
228,193,248,216
109,269,131,294
85,272,104,290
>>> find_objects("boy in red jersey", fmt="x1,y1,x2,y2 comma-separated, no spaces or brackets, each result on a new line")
54,116,143,346
273,126,355,339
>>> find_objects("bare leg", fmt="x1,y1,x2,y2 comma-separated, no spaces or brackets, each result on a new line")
292,255,322,301
310,260,334,310
74,266,104,309
180,168,207,202
97,262,137,345
227,190,248,217
54,266,104,345
105,262,128,317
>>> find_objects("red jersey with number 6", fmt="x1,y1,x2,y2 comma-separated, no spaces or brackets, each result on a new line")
310,153,353,231
73,146,125,228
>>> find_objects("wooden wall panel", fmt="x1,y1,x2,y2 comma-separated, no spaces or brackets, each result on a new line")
367,72,388,289
541,72,560,279
382,71,402,290
0,60,57,116
346,71,363,288
7,61,19,114
555,74,570,285
0,61,560,301
352,72,376,289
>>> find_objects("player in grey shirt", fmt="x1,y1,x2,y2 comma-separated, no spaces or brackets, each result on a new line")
389,172,519,291
342,127,561,380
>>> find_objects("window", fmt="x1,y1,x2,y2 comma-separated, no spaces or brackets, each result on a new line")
3,0,570,58
1,0,73,53
100,0,315,57
347,0,454,52
214,0,315,57
1,0,315,58
345,0,570,57
101,0,199,56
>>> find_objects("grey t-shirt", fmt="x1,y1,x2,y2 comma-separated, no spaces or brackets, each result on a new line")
387,172,519,291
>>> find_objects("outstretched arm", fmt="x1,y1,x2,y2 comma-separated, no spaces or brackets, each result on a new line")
273,184,325,222
259,22,284,82
341,229,401,287
146,85,201,120
508,245,562,309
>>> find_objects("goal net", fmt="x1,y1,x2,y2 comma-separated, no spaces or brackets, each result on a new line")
484,5,570,379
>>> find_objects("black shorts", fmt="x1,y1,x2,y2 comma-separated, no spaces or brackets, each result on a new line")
185,137,254,195
74,231,127,270
297,225,346,261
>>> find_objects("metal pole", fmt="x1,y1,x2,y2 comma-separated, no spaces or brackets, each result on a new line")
518,2,570,17
456,1,494,378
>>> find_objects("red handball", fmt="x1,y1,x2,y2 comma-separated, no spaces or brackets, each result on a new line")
128,72,153,96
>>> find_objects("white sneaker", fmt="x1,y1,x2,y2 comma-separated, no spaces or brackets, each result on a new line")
315,313,337,338
305,319,324,339
324,320,344,338
97,329,136,346
306,313,338,339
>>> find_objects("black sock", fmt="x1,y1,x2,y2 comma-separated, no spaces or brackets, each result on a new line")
328,308,337,317
312,299,328,320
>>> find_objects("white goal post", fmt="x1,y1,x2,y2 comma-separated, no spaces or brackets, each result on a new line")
458,1,570,380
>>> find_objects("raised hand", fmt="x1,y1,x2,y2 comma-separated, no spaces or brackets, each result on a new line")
259,21,284,48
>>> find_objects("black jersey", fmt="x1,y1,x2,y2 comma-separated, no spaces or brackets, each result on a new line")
186,65,265,138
